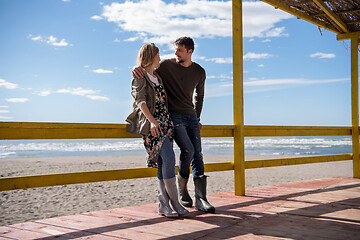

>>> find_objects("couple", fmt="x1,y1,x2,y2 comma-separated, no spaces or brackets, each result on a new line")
126,37,215,218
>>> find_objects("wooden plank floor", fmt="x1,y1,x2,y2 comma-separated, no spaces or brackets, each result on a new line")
1,177,360,239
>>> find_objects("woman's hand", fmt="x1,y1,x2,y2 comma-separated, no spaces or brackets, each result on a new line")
150,120,162,137
138,102,161,137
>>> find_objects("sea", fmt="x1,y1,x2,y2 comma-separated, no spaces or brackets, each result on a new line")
0,136,352,159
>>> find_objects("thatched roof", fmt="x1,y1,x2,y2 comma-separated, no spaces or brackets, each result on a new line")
261,0,360,35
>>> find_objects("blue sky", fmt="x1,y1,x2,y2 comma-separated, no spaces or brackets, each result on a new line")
0,0,353,126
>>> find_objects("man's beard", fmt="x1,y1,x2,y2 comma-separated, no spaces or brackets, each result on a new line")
176,58,184,63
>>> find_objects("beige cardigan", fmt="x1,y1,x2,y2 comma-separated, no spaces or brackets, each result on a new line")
125,72,168,136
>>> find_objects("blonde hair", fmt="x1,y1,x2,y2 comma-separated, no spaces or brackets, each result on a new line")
137,43,159,68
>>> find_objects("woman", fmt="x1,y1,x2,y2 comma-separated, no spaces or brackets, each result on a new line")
126,43,189,218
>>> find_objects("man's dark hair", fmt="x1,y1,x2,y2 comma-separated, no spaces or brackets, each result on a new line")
174,37,194,52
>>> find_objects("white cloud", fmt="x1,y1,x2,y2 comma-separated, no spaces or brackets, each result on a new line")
197,53,271,64
47,35,69,46
6,98,29,103
91,15,103,20
0,106,9,108
62,0,71,2
207,74,233,80
198,56,233,64
93,68,113,74
265,27,288,37
56,88,109,101
244,52,273,60
31,35,42,41
0,79,18,89
310,52,336,59
160,53,176,60
113,38,120,42
258,64,265,67
86,95,110,101
244,78,349,86
37,90,52,96
124,36,139,42
0,110,9,113
32,87,109,101
0,115,13,120
205,77,349,97
206,82,233,97
57,88,97,96
101,0,292,45
29,34,70,47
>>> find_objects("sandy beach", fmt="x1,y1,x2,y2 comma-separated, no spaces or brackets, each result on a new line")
0,154,353,226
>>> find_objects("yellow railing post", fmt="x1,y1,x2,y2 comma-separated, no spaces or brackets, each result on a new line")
232,0,245,196
351,36,360,178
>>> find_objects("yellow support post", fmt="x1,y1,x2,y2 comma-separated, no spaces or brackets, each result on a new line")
232,0,245,196
351,36,360,178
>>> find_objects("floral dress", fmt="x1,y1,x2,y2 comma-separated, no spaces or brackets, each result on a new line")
143,83,174,168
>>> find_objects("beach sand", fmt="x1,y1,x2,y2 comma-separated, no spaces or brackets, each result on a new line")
0,154,353,226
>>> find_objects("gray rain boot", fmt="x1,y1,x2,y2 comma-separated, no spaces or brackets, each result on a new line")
177,174,193,207
194,175,215,213
163,177,190,217
158,179,178,218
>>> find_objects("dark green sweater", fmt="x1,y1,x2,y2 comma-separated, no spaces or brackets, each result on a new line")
156,59,205,119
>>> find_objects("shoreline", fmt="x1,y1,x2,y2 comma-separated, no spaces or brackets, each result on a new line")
0,154,353,226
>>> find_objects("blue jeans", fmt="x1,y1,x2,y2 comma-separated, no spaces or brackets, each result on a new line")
171,114,204,179
157,136,176,180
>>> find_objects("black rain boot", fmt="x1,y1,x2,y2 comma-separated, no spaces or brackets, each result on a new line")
194,175,215,213
177,173,193,207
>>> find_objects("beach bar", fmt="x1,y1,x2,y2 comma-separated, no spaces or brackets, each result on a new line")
0,0,359,196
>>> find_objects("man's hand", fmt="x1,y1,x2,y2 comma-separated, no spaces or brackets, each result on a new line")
199,122,202,130
132,66,145,79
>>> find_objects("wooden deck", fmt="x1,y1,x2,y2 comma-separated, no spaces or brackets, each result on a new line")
1,177,359,239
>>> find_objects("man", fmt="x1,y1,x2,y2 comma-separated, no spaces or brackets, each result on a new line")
133,37,215,213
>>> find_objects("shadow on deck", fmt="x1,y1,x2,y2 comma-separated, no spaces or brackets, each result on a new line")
1,177,360,239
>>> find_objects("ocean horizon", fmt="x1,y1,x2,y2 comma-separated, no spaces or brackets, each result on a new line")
0,136,352,159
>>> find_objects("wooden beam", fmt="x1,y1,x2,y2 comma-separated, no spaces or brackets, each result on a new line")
0,162,234,192
0,154,352,192
245,154,352,169
244,126,351,137
0,122,354,140
233,0,245,196
0,122,138,139
0,122,234,139
261,0,340,34
351,37,360,178
312,0,348,33
312,8,360,18
337,31,360,41
0,167,158,191
200,125,234,137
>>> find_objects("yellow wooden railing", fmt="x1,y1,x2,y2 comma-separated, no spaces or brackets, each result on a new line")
0,122,354,192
